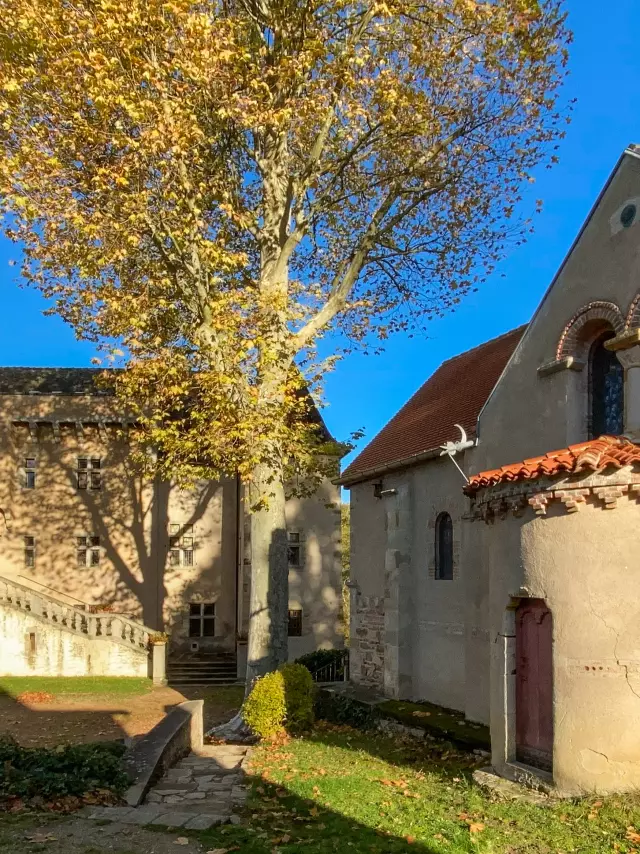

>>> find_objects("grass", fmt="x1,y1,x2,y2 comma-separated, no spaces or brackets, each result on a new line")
0,676,153,700
187,724,640,854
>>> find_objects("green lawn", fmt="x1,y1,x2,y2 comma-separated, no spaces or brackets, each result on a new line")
189,724,640,854
0,676,153,700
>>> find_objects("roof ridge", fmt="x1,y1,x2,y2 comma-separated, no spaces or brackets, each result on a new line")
437,324,528,369
340,324,526,485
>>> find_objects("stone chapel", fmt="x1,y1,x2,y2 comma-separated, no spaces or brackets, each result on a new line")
341,144,640,795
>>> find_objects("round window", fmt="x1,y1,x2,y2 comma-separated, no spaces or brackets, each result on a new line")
620,203,637,229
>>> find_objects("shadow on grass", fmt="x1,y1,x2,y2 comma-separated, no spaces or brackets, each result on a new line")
172,776,443,854
0,684,130,749
184,725,484,854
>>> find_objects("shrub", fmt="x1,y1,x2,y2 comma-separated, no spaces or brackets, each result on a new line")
280,662,314,734
242,670,287,738
296,648,346,678
314,691,379,730
242,663,315,738
0,737,128,800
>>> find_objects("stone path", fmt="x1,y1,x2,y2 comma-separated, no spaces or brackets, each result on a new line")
86,744,251,830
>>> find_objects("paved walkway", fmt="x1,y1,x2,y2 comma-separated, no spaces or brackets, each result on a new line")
85,745,251,830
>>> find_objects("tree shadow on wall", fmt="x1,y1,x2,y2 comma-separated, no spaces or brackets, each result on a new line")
10,423,233,634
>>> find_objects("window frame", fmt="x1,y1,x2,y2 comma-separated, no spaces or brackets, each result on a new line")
77,535,101,567
434,512,454,581
188,602,215,638
287,531,303,569
288,608,303,637
23,457,36,490
168,523,195,567
24,535,36,568
77,457,102,491
588,332,624,439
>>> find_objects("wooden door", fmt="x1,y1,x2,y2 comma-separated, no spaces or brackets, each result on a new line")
515,599,553,771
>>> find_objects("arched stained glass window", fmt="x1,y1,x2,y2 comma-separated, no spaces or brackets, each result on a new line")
589,333,624,438
435,512,453,580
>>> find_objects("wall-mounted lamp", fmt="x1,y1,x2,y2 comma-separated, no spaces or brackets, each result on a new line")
373,481,398,499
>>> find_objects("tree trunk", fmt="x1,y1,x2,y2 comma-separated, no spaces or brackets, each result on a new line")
245,460,289,687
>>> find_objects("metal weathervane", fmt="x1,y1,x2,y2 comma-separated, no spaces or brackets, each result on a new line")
439,424,476,483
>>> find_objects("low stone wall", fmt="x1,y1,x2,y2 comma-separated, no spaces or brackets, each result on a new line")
350,595,385,689
123,699,204,806
0,605,148,677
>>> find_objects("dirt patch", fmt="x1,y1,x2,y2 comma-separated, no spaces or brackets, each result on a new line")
0,815,206,854
0,686,244,748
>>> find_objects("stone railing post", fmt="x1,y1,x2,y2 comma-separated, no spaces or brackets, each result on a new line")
151,641,167,686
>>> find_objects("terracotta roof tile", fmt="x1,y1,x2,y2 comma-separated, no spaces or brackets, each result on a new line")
465,435,640,494
340,325,526,484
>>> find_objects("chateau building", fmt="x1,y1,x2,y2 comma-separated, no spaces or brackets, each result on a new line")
0,368,343,676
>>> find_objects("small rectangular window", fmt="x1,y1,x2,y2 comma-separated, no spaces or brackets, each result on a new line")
23,458,36,489
188,602,215,637
287,532,303,568
288,609,302,637
77,457,101,490
24,536,36,568
77,535,100,567
168,524,195,567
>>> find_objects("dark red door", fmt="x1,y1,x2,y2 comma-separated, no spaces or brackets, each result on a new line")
516,599,553,771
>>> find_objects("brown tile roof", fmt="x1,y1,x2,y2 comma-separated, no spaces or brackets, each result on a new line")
339,325,526,485
0,367,114,395
465,435,640,494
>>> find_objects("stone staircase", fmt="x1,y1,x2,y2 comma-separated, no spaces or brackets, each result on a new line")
167,651,239,686
0,573,157,677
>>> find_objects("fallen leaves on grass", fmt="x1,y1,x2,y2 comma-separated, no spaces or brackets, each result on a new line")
16,692,55,704
627,827,640,844
468,822,486,834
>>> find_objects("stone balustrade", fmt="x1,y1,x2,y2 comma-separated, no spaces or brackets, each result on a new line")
0,574,152,652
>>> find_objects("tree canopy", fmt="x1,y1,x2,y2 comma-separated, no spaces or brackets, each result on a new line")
0,0,570,486
0,0,571,678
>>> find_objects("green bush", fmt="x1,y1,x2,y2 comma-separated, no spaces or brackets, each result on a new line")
314,691,379,730
242,663,315,738
242,670,287,738
0,737,128,799
296,648,346,678
280,662,314,734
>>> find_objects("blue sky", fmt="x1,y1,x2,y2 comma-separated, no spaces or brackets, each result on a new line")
0,1,638,470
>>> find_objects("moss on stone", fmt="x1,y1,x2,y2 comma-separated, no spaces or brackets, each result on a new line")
378,699,490,750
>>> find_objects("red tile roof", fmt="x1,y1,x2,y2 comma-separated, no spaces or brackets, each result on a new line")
465,435,640,494
339,326,526,485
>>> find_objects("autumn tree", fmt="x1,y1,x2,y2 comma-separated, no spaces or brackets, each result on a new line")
0,0,570,683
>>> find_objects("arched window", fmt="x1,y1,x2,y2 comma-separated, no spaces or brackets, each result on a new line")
435,512,453,580
589,332,624,438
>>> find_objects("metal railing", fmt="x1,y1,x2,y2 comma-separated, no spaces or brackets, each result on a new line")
309,650,350,683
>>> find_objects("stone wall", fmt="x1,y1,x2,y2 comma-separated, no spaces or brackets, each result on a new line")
351,594,385,688
0,605,148,677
